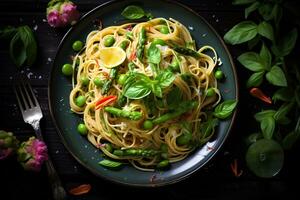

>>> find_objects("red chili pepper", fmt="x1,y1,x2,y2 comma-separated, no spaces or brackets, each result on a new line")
69,184,91,195
249,87,272,104
95,95,117,110
129,50,136,61
230,159,243,177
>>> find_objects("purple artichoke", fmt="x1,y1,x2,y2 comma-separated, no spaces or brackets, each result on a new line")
46,0,80,28
17,137,48,172
0,130,19,160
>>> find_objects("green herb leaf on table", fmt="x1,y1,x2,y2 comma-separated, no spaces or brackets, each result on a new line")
257,21,274,41
260,116,275,139
9,32,27,67
258,3,274,21
213,100,237,119
282,131,300,150
259,43,272,70
155,69,175,88
198,118,219,144
0,26,17,40
254,110,276,122
265,65,287,86
246,71,265,88
237,52,265,71
224,21,258,45
273,102,293,125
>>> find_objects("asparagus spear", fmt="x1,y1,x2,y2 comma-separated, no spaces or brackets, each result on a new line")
136,27,147,61
113,148,160,157
104,106,142,120
102,68,117,95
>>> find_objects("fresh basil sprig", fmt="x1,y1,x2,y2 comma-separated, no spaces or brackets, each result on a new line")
121,5,153,20
98,159,122,168
0,25,37,68
213,100,237,119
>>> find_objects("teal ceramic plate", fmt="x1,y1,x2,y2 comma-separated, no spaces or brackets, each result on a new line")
49,0,238,187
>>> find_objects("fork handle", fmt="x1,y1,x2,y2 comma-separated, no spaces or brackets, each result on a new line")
35,125,66,200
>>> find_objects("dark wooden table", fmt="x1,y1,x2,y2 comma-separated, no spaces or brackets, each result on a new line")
1,0,299,199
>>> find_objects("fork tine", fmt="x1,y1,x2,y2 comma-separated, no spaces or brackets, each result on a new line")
15,81,30,110
20,75,37,108
14,85,25,112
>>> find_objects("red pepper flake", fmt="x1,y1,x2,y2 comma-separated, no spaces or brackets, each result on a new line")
129,50,136,61
95,95,117,110
69,184,91,196
249,87,272,104
230,159,243,177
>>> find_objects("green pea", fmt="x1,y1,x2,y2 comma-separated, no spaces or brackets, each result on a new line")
104,35,115,47
62,63,73,76
176,132,192,145
159,25,169,34
104,143,113,153
152,38,166,46
80,76,89,86
75,95,86,107
120,40,129,50
157,160,169,168
93,77,104,87
77,123,88,135
143,120,153,130
72,40,83,51
206,88,215,97
117,74,128,85
215,70,224,80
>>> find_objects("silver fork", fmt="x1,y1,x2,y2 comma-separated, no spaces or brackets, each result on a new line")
13,74,66,200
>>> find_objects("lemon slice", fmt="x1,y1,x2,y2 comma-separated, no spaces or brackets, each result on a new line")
98,47,126,68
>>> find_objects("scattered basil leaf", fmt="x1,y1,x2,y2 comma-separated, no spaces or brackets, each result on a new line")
237,52,265,72
257,21,274,41
272,4,282,28
147,43,161,64
272,87,294,103
261,116,275,139
224,21,257,45
246,71,265,88
271,28,298,57
232,0,255,5
266,65,287,86
121,5,145,19
245,2,260,18
98,159,122,168
213,100,237,119
124,80,151,99
259,43,272,70
9,32,26,67
273,102,293,125
254,110,276,122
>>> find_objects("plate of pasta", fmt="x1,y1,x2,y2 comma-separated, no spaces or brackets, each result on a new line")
49,0,238,186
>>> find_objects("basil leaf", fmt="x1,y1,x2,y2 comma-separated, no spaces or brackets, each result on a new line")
98,159,122,168
232,0,255,5
9,32,26,67
199,118,219,140
151,84,162,98
272,88,294,103
18,26,37,66
237,52,265,72
247,35,260,49
274,102,293,125
259,43,272,70
124,80,151,99
213,100,237,119
121,5,145,20
257,21,274,41
0,26,17,40
224,21,257,45
258,3,274,21
245,2,260,18
246,71,265,88
254,110,276,122
261,116,275,139
266,65,287,86
271,28,298,57
147,43,161,64
156,69,175,88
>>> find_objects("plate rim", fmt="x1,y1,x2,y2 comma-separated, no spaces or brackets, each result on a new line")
48,0,239,187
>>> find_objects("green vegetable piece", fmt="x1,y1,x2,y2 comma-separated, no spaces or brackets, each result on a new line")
80,76,89,86
104,143,113,153
72,40,83,51
176,131,193,145
214,70,224,80
120,40,129,50
246,139,284,178
213,100,237,119
137,27,147,61
143,120,153,130
206,88,215,97
104,35,115,47
159,25,169,34
147,42,161,64
121,5,145,20
157,160,169,168
113,149,124,156
102,68,117,95
117,74,128,85
75,95,86,107
104,106,142,120
98,159,122,168
152,38,166,46
93,77,104,87
62,63,73,76
169,58,180,72
77,123,88,135
172,45,200,58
